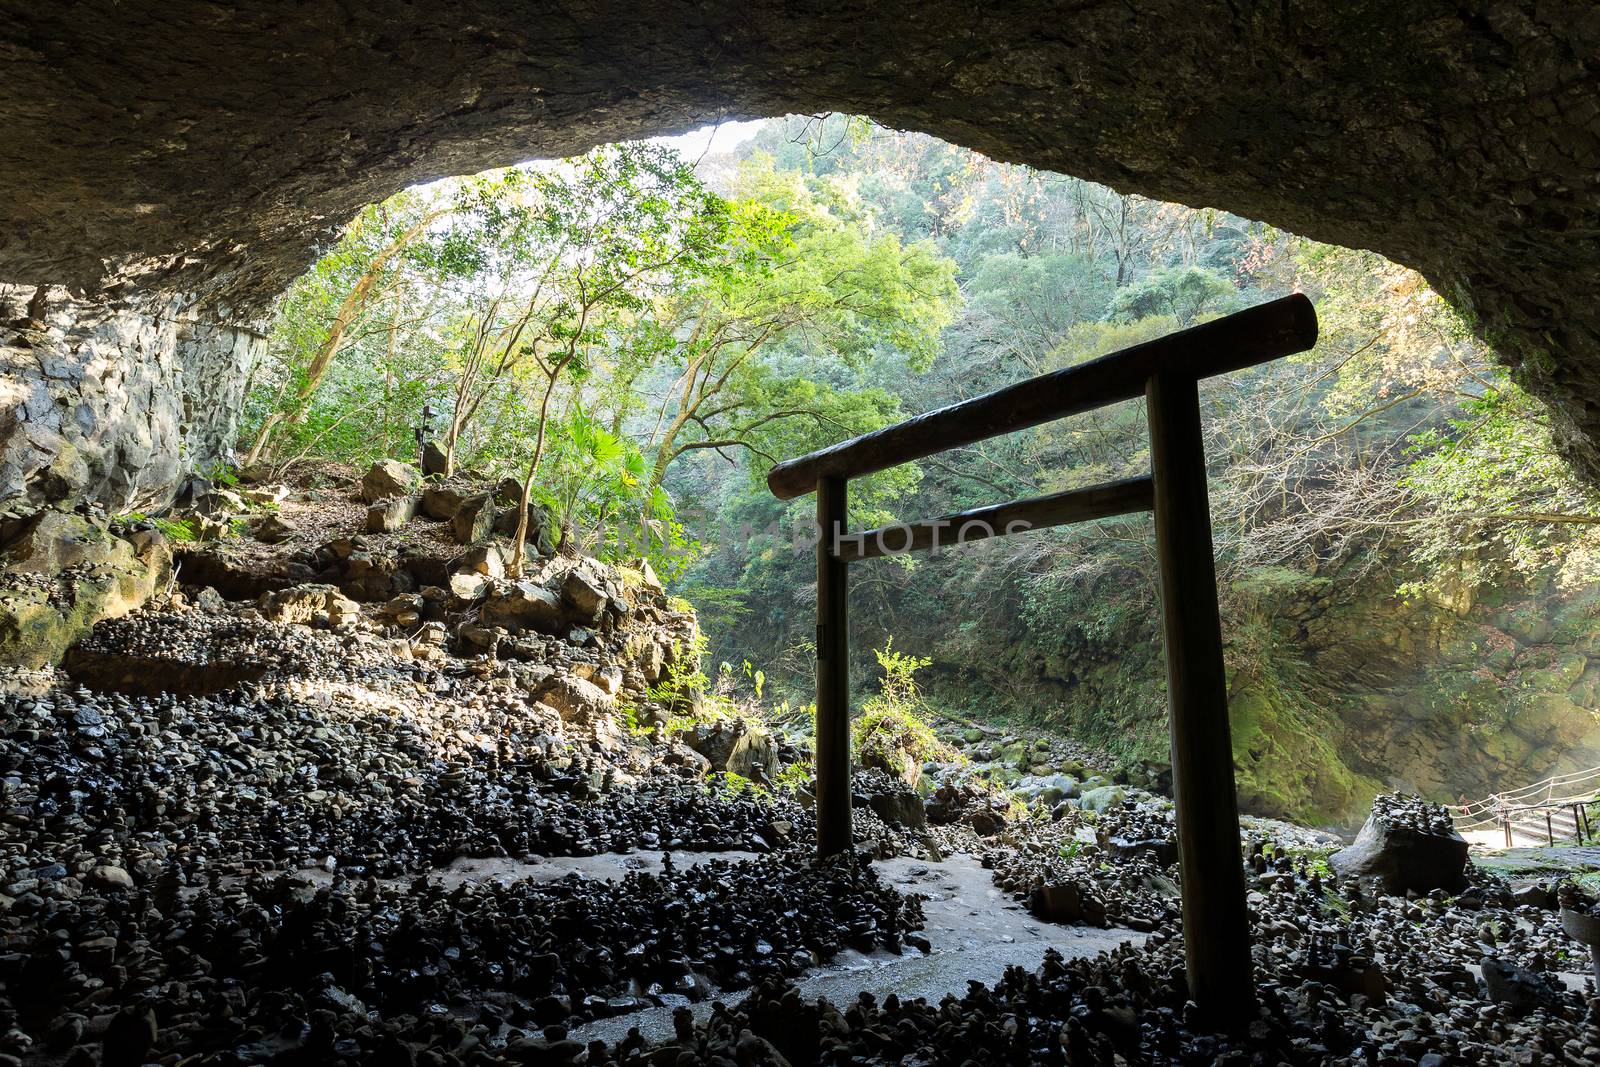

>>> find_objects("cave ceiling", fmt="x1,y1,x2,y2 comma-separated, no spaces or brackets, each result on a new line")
1,1,1597,470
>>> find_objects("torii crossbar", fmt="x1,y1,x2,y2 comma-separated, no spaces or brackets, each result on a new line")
766,293,1318,1024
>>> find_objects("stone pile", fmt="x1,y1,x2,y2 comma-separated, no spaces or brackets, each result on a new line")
587,846,1600,1066
0,473,943,1064
1370,792,1458,836
3,470,1600,1065
0,851,923,1063
1,667,813,881
983,816,1177,933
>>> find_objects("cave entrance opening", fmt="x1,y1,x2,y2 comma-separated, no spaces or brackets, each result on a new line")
767,293,1319,1025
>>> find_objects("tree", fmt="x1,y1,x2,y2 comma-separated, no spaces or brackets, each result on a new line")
1107,265,1240,326
245,195,450,465
500,143,731,577
642,159,959,491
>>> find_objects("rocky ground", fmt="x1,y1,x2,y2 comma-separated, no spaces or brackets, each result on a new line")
1,461,1598,1064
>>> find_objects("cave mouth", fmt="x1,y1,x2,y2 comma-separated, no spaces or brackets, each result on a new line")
223,113,1600,834
3,7,1600,1058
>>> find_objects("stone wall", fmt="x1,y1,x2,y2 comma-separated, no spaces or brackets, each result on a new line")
0,285,263,512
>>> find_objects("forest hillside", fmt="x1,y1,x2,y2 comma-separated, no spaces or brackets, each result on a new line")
240,116,1600,826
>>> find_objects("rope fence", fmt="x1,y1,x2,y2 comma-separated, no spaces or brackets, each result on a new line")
1447,763,1600,844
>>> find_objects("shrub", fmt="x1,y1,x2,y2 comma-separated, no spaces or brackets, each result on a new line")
853,639,953,781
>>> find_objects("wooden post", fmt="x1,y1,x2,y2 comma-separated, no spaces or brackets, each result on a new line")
1146,370,1255,1024
815,476,852,856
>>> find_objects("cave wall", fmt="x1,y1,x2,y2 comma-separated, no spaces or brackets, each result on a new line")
0,286,262,512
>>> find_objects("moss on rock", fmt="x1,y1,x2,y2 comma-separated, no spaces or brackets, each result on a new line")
1228,676,1382,826
0,510,169,668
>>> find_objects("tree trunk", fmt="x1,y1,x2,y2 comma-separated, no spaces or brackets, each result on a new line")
244,208,443,463
508,371,562,577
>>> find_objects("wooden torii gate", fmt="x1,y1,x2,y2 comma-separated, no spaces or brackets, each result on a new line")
766,294,1318,1023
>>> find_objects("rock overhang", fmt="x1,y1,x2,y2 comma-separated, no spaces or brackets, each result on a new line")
0,0,1597,470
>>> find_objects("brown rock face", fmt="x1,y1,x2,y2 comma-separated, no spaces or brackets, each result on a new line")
0,4,1597,478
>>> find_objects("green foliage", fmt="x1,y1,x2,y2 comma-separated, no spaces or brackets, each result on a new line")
120,515,202,543
531,406,689,572
1107,265,1240,326
245,113,1600,826
772,761,814,794
708,771,769,800
647,632,714,705
1401,383,1600,585
854,640,954,776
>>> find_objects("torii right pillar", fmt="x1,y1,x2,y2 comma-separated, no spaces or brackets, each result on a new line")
1146,368,1255,1025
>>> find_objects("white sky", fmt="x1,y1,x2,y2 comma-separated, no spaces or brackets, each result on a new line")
650,119,767,162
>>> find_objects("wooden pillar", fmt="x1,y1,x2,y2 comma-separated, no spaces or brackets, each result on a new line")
815,475,852,856
1146,370,1255,1023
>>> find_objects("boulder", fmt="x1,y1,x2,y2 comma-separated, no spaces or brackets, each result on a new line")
493,500,556,555
124,527,168,557
449,572,491,601
1108,835,1178,868
421,440,449,477
480,580,565,633
360,460,420,503
1511,883,1557,910
1077,784,1127,813
865,783,926,829
0,512,170,667
677,721,743,770
87,864,135,891
365,494,418,533
573,661,623,695
1330,810,1469,895
257,583,348,625
967,808,1007,836
253,514,296,544
561,568,608,622
461,543,506,578
1481,956,1563,1016
326,594,363,630
3,509,121,574
452,494,495,544
726,728,779,783
540,675,615,721
341,551,409,601
1029,881,1107,927
664,742,713,776
421,483,468,521
190,488,247,517
257,583,362,627
493,476,525,507
457,622,499,651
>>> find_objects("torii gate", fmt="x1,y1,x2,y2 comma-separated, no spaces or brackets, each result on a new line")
766,294,1318,1024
